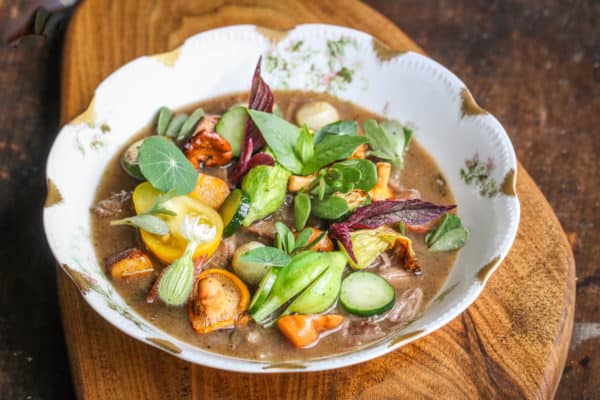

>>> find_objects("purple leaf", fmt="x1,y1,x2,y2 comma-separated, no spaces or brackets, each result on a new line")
230,57,275,183
329,199,456,263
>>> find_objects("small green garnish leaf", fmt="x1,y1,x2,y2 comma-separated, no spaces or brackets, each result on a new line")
295,125,315,164
313,120,358,144
294,192,311,231
311,195,350,220
239,246,292,267
426,213,469,251
138,136,198,195
247,110,303,174
110,214,169,235
165,114,188,138
156,106,173,136
293,227,313,251
363,119,412,168
301,134,368,175
144,189,178,216
178,108,205,141
275,222,298,255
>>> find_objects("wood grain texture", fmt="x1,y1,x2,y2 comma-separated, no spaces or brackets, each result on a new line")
53,1,576,398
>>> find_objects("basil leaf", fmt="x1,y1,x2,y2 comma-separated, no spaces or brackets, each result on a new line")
295,125,315,163
239,246,291,267
138,136,198,195
430,227,469,252
293,227,314,251
334,159,378,191
364,119,412,168
301,135,368,175
294,192,311,231
425,213,462,246
311,195,350,220
110,214,169,235
247,110,303,174
313,120,358,144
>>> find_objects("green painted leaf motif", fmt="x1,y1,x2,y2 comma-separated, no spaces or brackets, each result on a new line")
301,135,368,175
247,110,303,174
240,247,292,267
313,120,358,144
138,136,198,195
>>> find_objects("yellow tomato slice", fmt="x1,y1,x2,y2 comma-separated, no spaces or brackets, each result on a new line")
132,182,223,264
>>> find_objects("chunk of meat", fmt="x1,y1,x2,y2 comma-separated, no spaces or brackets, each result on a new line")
244,220,276,239
341,320,386,345
91,190,131,218
197,114,220,133
386,288,423,323
377,267,411,282
206,236,236,269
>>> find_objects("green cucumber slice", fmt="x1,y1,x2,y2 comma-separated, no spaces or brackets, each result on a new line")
248,268,279,314
120,138,146,180
219,189,250,237
215,106,246,157
340,272,395,316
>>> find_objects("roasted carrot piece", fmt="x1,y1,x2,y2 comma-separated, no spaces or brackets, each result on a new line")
188,173,230,209
368,162,394,201
106,248,154,279
277,314,344,348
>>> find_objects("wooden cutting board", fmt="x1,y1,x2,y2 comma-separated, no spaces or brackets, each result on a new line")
56,1,575,398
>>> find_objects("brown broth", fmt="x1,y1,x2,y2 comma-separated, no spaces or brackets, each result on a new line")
91,91,457,361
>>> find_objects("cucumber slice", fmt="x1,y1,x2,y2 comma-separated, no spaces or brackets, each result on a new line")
248,267,279,314
215,106,246,157
120,138,146,180
219,189,250,237
340,272,395,316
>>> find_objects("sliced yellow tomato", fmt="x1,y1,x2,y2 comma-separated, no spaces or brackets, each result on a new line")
188,173,230,209
132,182,223,264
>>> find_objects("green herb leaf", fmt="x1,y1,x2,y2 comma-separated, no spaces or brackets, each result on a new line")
301,135,368,175
275,222,291,253
178,108,205,141
293,227,314,251
144,189,178,216
165,114,188,138
156,106,173,136
247,110,303,174
313,120,358,144
426,213,469,251
311,195,350,220
138,136,198,195
239,246,292,267
110,214,169,235
334,159,378,191
430,228,469,252
294,192,311,231
295,125,315,164
363,119,412,168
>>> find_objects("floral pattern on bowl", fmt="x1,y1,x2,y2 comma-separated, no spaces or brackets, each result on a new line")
43,24,520,372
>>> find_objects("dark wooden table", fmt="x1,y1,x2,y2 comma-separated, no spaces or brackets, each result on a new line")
0,1,597,398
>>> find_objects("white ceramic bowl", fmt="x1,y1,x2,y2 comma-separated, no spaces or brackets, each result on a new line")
43,24,519,372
